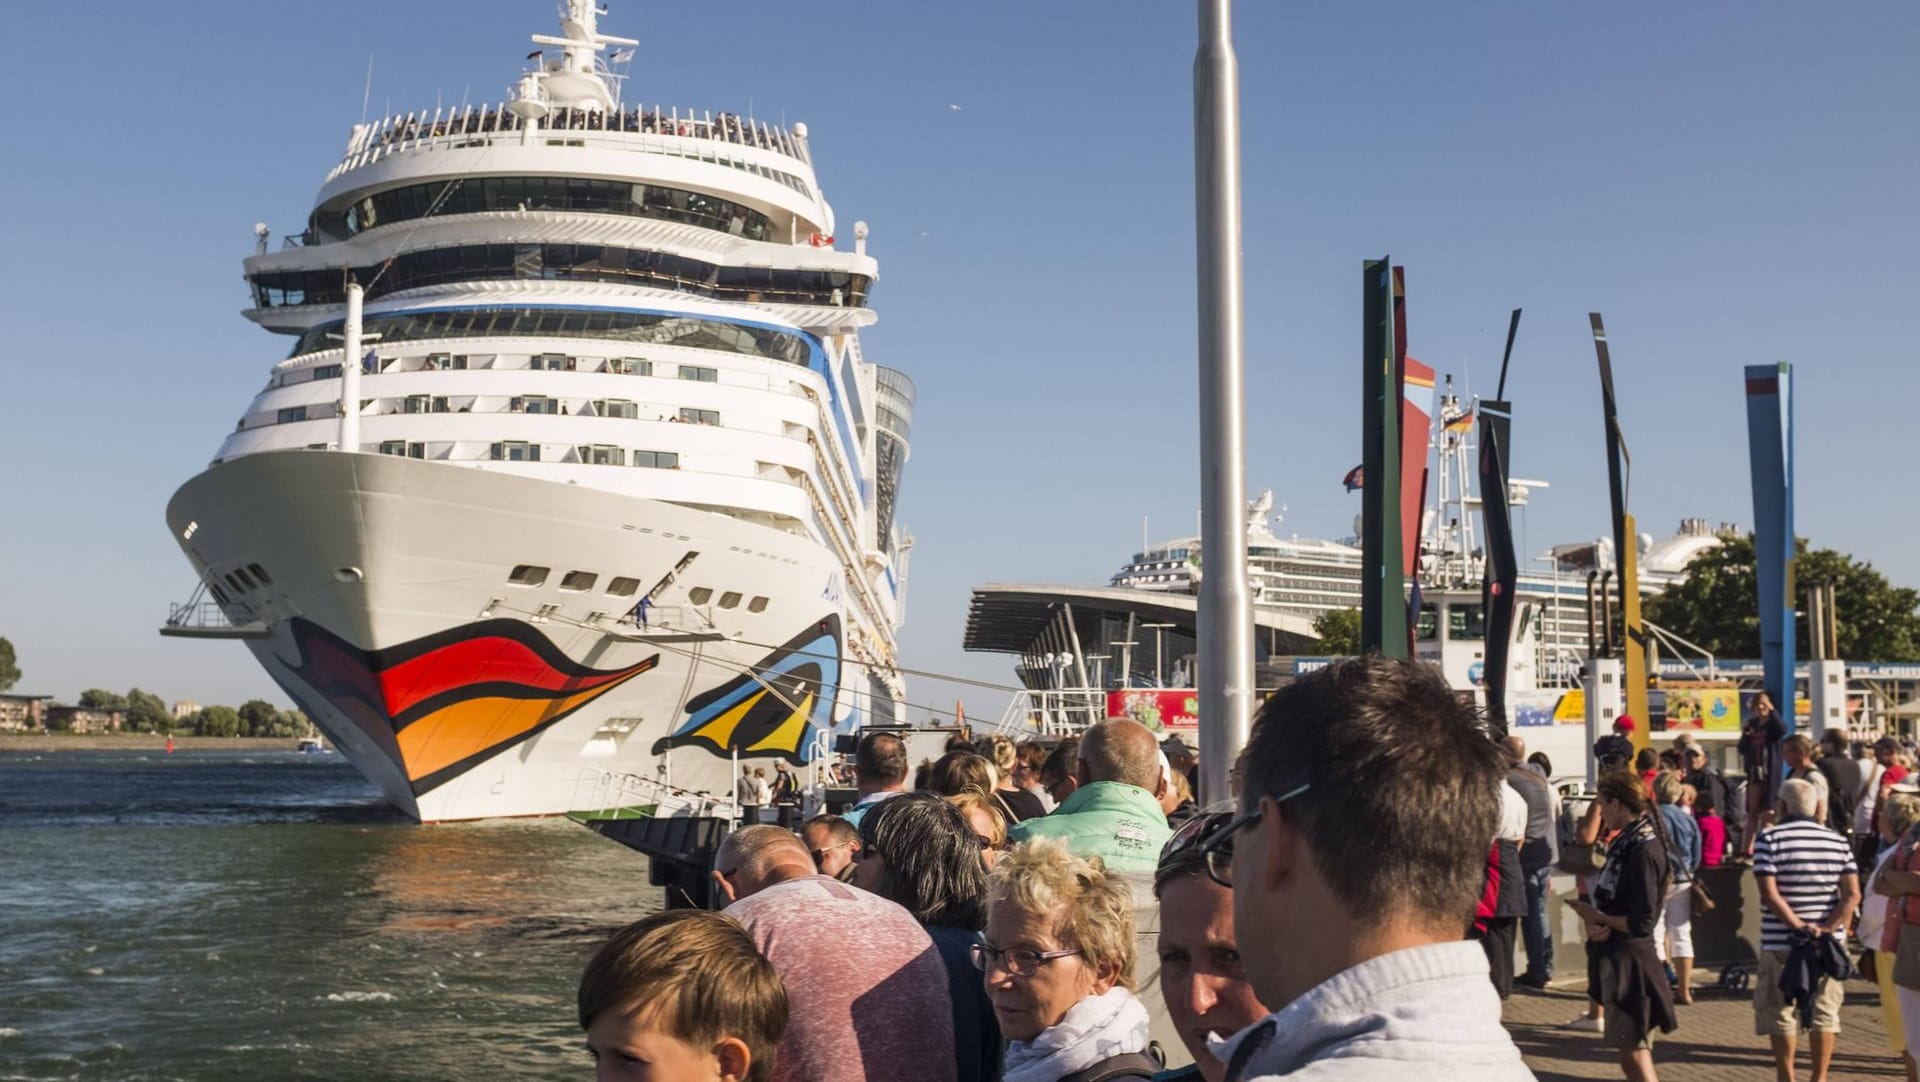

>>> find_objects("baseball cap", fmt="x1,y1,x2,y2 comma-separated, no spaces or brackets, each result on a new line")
1614,715,1636,733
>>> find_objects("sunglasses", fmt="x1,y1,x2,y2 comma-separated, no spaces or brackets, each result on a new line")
1159,783,1309,888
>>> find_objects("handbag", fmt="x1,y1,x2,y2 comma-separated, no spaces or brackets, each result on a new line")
1689,878,1716,914
1555,842,1607,877
1894,922,1920,990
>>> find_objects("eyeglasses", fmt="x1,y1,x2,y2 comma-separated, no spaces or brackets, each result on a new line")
969,942,1080,976
809,842,852,863
1168,782,1311,888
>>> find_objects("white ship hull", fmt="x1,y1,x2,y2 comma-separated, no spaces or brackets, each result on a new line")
167,451,878,821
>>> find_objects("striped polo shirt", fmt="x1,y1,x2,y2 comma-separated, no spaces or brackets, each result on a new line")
1753,817,1859,952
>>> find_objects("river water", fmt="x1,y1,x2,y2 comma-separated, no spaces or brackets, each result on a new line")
0,750,659,1081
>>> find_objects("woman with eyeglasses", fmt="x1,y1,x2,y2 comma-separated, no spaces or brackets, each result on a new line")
853,792,1004,1082
1151,809,1270,1082
977,837,1159,1082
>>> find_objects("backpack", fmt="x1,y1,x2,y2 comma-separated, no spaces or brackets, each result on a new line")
1056,1046,1165,1082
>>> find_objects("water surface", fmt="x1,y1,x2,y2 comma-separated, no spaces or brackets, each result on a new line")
0,750,657,1081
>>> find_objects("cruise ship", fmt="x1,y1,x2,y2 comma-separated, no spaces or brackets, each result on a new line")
163,2,910,821
1109,395,1728,686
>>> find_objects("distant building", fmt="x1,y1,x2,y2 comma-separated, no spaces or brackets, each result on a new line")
0,694,52,731
44,705,126,734
170,700,199,720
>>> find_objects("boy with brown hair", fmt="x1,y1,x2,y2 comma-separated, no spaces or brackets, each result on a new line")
578,909,787,1082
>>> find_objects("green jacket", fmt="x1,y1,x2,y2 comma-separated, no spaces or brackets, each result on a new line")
1007,781,1171,875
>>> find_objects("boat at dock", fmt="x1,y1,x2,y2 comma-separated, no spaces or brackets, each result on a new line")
162,1,910,822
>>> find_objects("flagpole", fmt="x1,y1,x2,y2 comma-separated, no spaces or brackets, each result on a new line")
1193,0,1254,805
340,280,363,453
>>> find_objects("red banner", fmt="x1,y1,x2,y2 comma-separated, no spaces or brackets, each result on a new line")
1105,689,1199,733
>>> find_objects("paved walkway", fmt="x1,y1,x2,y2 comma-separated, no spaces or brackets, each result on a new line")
1503,972,1908,1081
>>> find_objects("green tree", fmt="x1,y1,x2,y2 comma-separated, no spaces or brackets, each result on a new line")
237,699,279,737
1646,534,1920,661
78,688,128,711
125,688,171,734
1313,608,1363,656
192,705,242,738
259,709,309,739
0,637,18,692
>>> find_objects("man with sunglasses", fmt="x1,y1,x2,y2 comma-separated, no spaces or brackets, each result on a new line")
1153,808,1271,1081
1204,656,1536,1081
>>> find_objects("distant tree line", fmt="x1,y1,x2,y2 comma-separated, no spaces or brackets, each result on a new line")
61,688,313,738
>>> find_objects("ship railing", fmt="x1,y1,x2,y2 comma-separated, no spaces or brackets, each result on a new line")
571,766,736,822
990,687,1105,739
331,103,812,182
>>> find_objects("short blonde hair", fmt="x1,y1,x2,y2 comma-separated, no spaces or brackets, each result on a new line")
1653,770,1684,805
946,789,1008,850
1885,792,1920,839
986,837,1136,989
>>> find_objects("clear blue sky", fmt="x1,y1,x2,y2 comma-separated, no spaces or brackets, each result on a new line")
2,2,1915,713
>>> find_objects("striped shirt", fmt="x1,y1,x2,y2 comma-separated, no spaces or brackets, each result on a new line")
1752,817,1859,952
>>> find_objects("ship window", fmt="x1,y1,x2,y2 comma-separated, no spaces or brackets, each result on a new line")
608,357,651,376
1416,605,1439,642
534,353,570,371
313,364,342,380
517,395,558,415
491,441,539,462
248,563,273,586
290,307,816,369
403,394,432,414
508,564,549,587
678,365,718,383
277,406,308,424
594,399,638,419
578,444,625,465
633,450,679,469
560,571,597,592
679,408,719,425
1448,604,1487,642
717,591,743,609
232,567,256,590
606,576,641,597
224,573,245,593
687,587,714,605
747,596,768,613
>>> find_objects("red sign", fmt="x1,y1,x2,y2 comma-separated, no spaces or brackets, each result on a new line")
1106,689,1199,733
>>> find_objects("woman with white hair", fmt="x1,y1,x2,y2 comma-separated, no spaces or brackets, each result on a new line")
977,838,1158,1081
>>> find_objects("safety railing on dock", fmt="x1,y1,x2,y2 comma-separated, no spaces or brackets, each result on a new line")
569,767,737,825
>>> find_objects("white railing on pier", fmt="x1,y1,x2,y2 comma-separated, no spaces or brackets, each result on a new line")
990,688,1104,739
570,765,737,823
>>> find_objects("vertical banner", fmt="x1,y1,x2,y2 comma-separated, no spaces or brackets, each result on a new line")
1745,362,1796,735
1478,398,1516,734
1360,260,1407,656
1591,314,1649,752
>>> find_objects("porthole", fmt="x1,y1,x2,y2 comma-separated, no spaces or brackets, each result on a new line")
560,571,597,592
509,564,550,587
747,596,769,613
232,567,256,591
687,587,713,605
718,591,743,609
248,563,274,586
606,576,640,597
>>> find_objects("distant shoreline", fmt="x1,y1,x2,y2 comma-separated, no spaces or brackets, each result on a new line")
0,734,313,752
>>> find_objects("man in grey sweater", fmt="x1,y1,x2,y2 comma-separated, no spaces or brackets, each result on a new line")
1205,656,1537,1081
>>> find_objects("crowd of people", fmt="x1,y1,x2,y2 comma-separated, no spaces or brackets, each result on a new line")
575,666,1920,1082
578,656,1535,1081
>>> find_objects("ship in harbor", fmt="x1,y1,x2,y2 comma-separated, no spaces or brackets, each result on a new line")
163,2,910,822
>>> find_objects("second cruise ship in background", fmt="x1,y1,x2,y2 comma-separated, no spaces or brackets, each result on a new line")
164,2,910,821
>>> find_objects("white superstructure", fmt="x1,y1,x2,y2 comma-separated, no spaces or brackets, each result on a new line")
165,2,910,821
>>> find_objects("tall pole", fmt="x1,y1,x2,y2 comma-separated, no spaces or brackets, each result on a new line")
1745,362,1796,743
1193,0,1253,806
340,281,364,453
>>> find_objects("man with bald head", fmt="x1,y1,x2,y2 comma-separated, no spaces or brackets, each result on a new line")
1502,735,1557,990
715,825,955,1082
1006,718,1173,874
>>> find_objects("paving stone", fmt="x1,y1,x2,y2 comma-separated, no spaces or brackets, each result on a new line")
1501,970,1908,1080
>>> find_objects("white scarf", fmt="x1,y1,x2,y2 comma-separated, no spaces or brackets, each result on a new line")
1002,987,1151,1082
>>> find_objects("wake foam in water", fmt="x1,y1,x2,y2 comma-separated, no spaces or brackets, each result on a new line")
321,990,397,1003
